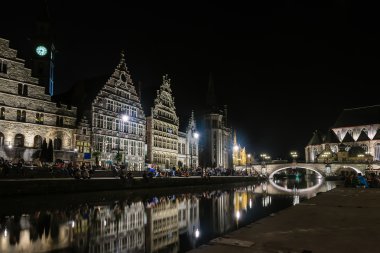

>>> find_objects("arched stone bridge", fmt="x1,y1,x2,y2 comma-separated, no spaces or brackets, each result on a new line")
244,162,380,178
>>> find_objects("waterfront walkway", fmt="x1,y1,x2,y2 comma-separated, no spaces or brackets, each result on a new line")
190,187,380,253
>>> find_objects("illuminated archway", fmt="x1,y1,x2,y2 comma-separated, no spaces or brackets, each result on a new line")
269,166,323,179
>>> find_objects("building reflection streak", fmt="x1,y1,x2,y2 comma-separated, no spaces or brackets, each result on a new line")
0,180,333,253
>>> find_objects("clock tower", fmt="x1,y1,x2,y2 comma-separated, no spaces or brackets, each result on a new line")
31,1,55,96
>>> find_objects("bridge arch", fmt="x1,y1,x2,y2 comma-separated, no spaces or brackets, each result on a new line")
269,166,323,179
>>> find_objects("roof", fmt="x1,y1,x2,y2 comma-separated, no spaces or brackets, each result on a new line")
342,132,355,143
323,129,340,144
356,130,370,141
307,130,323,145
333,105,380,128
373,130,380,140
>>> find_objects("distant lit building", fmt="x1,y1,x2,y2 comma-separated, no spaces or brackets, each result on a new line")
177,111,199,169
232,130,247,166
0,37,77,162
305,105,380,162
146,75,179,169
201,74,232,169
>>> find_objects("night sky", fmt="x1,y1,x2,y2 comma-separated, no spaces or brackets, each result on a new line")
1,1,379,160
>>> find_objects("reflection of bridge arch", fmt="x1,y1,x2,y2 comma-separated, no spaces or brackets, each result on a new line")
269,167,323,179
334,166,362,175
268,177,324,193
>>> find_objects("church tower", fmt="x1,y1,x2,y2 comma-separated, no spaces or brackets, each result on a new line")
31,0,55,96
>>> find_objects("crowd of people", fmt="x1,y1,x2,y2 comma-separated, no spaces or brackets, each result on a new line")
343,172,380,188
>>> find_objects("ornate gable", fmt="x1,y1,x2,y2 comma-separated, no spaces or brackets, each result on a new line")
152,74,179,125
105,50,138,98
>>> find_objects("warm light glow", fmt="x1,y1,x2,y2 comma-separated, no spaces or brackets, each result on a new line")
236,210,240,220
71,221,75,228
8,145,12,149
234,145,239,151
247,154,251,158
121,115,129,122
249,198,252,208
193,132,199,139
74,148,78,152
195,228,200,238
104,220,107,226
4,228,7,237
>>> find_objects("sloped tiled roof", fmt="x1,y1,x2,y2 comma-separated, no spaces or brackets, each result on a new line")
342,132,355,143
333,105,380,128
356,131,370,141
323,129,340,144
307,130,323,146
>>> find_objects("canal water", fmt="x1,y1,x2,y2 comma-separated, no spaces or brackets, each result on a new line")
0,178,337,253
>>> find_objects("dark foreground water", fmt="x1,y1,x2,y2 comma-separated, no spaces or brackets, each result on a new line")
0,178,337,253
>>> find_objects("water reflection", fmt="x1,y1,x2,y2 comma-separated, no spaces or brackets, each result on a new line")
0,179,336,253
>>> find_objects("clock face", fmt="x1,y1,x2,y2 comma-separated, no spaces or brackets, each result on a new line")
36,45,48,56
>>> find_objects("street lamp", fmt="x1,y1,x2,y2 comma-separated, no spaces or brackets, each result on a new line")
290,151,298,163
190,128,199,170
117,114,129,164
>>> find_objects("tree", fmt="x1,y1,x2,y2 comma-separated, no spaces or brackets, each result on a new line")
115,153,122,164
92,151,101,166
40,139,48,163
47,139,54,163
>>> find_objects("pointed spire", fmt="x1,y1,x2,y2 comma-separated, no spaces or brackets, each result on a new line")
207,72,217,111
234,130,237,145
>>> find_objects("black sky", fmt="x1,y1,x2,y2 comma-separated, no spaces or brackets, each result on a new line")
1,1,379,160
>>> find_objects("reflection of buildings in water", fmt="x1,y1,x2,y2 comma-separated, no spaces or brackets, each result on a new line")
88,202,145,253
0,212,72,253
146,198,179,253
178,196,200,247
212,191,233,234
262,195,272,208
293,194,300,206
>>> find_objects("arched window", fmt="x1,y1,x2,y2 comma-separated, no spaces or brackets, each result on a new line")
34,135,43,148
0,132,4,147
0,107,5,119
375,143,380,161
14,134,24,147
53,138,62,150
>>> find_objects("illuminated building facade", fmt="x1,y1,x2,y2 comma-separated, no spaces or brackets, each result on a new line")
232,130,247,166
0,38,77,162
305,105,380,162
146,75,179,169
64,52,146,168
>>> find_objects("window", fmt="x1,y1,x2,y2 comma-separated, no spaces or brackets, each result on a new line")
14,134,24,147
82,128,87,135
182,143,185,155
0,107,4,120
106,117,112,130
17,110,26,122
34,135,43,148
36,113,44,124
375,144,380,161
17,84,28,96
56,116,64,126
54,138,62,150
131,141,136,155
138,142,143,156
96,114,104,128
0,60,7,74
0,132,4,147
106,100,114,111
